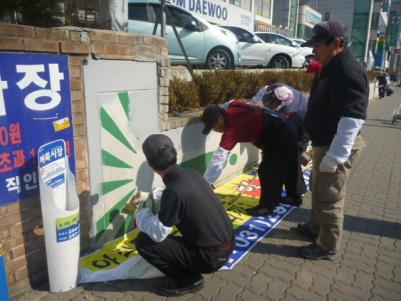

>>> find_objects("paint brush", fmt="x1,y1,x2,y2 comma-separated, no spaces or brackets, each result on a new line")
122,191,149,214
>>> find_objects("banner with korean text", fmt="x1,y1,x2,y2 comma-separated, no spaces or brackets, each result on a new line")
0,52,75,205
78,167,313,283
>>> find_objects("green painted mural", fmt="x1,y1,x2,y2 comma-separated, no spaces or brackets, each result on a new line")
94,91,245,242
96,92,138,243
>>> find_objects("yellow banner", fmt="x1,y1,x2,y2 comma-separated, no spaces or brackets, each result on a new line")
80,173,261,272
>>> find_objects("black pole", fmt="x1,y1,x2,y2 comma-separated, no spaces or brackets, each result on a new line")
164,7,194,77
160,0,166,37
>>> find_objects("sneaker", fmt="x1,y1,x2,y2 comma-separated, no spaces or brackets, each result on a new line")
245,205,274,216
156,276,204,297
299,243,336,260
293,223,317,241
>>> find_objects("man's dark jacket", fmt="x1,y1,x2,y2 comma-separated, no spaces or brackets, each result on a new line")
304,48,369,146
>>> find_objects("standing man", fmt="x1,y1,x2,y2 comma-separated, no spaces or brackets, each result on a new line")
297,20,368,260
201,99,301,216
135,134,234,296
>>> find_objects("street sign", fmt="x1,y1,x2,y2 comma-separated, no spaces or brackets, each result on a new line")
0,53,75,205
389,11,401,47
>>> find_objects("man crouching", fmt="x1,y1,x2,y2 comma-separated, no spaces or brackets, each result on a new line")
135,134,234,297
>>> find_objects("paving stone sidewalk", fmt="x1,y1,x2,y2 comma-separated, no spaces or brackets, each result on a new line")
14,88,401,301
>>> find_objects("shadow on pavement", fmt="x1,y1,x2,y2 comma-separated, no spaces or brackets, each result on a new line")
251,240,302,258
79,277,163,294
284,207,401,240
251,206,401,258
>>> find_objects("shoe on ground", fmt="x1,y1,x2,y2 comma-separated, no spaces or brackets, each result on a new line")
292,223,317,241
299,243,336,260
280,195,303,207
245,205,274,216
156,275,204,297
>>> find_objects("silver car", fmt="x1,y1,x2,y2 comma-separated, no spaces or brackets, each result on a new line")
128,0,241,69
255,32,315,63
222,26,305,68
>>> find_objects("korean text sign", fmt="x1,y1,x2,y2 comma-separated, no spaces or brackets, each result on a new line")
0,53,75,205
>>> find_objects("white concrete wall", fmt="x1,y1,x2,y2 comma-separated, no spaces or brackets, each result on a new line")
83,58,259,245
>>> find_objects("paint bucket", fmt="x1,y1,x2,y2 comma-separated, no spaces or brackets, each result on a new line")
38,140,80,292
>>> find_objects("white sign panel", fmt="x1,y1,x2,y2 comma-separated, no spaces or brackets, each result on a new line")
171,0,254,31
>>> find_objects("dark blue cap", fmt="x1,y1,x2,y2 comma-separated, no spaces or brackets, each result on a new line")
301,20,347,47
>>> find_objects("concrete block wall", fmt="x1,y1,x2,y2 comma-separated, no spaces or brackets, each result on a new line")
0,23,169,296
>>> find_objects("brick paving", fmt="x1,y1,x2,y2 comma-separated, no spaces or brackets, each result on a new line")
13,88,401,301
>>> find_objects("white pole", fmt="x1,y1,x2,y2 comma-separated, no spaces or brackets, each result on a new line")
364,0,374,64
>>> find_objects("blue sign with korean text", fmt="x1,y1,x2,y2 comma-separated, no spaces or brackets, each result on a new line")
0,53,75,205
222,204,294,270
38,139,67,189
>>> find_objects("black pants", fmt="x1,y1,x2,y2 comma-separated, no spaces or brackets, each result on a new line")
135,233,233,286
256,111,302,210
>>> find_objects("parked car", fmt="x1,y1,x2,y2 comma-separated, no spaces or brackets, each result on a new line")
291,38,306,45
221,26,305,68
254,32,314,63
127,0,240,69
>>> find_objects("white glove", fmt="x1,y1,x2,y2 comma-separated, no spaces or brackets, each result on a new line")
204,146,230,184
327,117,364,164
135,208,172,242
319,154,338,173
251,86,268,104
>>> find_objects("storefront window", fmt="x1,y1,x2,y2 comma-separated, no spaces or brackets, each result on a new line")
254,0,263,15
229,0,251,11
254,0,271,18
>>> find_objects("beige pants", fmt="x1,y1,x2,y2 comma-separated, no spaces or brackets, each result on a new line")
308,135,365,253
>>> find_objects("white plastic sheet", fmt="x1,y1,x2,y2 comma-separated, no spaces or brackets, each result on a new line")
39,140,80,292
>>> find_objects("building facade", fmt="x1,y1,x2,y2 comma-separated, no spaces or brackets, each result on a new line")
316,0,379,64
272,0,299,37
254,0,275,31
297,3,322,39
388,0,401,80
272,0,322,38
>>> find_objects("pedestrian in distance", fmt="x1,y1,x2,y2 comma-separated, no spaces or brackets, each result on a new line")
134,134,234,296
377,72,388,98
201,99,302,216
296,20,369,260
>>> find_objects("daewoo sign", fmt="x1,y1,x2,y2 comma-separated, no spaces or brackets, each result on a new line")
171,0,254,31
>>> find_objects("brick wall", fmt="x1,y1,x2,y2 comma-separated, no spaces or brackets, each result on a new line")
0,23,169,296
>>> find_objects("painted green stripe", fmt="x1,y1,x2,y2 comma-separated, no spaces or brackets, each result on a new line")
180,152,238,174
100,107,136,154
118,92,130,120
180,152,214,174
96,188,136,240
102,179,133,195
102,149,132,168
